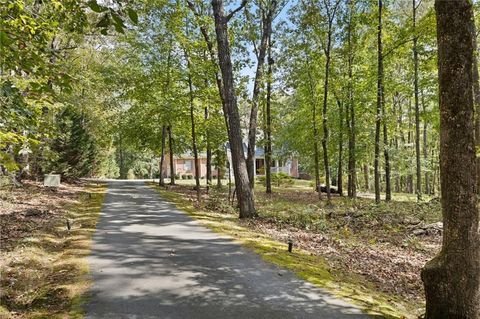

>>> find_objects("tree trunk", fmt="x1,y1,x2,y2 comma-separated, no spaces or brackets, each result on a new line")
119,133,126,179
422,2,480,317
246,1,277,188
394,93,401,193
422,91,429,195
159,125,167,187
337,98,344,196
321,22,334,204
306,54,322,199
473,22,480,195
413,0,422,200
216,149,223,187
265,33,273,194
363,163,369,191
212,0,256,218
186,55,201,202
168,125,175,185
374,0,383,203
205,106,212,186
382,89,391,201
407,99,414,193
347,0,357,199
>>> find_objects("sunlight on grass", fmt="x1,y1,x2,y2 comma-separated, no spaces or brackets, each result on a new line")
150,183,418,319
0,184,106,319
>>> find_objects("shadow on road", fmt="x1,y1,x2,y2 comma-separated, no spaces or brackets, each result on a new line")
85,181,378,319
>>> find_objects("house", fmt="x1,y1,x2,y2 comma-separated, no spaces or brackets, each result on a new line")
162,146,299,179
162,153,215,179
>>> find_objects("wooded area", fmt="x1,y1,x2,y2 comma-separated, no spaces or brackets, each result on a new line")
1,0,480,317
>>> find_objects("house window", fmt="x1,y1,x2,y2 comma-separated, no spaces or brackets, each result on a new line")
184,160,192,172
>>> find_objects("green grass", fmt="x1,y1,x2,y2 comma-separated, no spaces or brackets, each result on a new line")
0,184,106,319
151,183,419,319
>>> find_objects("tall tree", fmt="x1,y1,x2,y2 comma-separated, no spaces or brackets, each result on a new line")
346,0,357,199
320,0,341,203
374,0,384,203
382,80,391,201
168,125,175,185
422,1,480,317
185,51,201,201
211,0,256,218
304,48,322,199
265,33,274,194
413,0,422,200
205,105,213,187
337,98,344,196
159,125,167,186
246,0,278,188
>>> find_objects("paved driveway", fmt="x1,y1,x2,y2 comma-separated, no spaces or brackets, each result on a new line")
85,180,371,319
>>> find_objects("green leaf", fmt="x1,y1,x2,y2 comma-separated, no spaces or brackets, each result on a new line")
0,31,12,46
96,14,110,28
87,0,106,13
114,22,125,34
111,12,126,29
127,8,138,25
111,12,125,33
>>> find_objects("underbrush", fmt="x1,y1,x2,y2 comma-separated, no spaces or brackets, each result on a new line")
0,183,106,319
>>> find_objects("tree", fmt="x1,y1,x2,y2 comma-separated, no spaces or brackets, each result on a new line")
211,0,256,218
421,1,480,317
159,125,167,186
413,0,422,200
245,0,278,188
319,0,341,204
265,32,274,194
185,50,201,201
374,0,384,203
346,0,357,199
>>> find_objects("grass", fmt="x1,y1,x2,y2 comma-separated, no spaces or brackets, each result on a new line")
150,183,421,319
0,184,106,319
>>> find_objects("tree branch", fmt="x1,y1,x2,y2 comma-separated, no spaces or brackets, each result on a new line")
226,0,248,22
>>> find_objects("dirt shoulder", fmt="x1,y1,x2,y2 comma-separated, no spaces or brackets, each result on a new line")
0,180,106,319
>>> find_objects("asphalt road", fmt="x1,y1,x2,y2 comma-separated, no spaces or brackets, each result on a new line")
84,180,371,319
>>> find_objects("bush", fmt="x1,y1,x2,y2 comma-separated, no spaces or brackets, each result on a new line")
271,172,294,187
205,192,236,214
256,176,266,184
187,174,193,180
255,173,294,187
181,175,187,180
174,174,180,179
259,204,327,232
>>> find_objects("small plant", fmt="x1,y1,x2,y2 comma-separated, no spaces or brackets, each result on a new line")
205,192,236,214
271,172,294,187
257,176,266,184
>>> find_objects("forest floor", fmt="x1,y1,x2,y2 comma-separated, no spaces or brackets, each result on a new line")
0,180,106,319
155,179,442,318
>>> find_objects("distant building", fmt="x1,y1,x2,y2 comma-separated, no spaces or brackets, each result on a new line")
162,146,298,179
